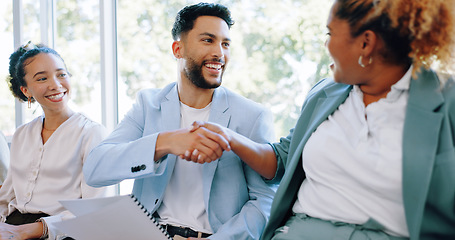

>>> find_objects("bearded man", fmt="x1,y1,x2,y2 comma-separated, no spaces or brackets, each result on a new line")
83,3,275,240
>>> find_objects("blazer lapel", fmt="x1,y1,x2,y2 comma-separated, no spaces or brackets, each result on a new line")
203,87,231,205
288,82,352,171
161,85,181,131
208,87,231,127
402,70,444,239
160,85,181,177
272,81,352,228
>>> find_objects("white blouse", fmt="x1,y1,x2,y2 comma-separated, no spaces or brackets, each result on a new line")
293,68,412,237
0,113,108,239
0,131,9,185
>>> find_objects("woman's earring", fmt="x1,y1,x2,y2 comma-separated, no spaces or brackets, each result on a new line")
27,97,31,109
358,55,373,68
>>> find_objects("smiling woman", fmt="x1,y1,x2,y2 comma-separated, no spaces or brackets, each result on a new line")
0,43,109,239
8,43,74,143
2,0,333,197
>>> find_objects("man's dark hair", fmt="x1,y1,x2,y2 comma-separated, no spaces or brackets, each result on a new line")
172,2,234,41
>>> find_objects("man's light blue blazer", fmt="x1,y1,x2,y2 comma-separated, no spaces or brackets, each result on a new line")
84,82,276,240
261,69,455,240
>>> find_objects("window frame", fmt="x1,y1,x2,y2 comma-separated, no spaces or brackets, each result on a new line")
12,0,119,133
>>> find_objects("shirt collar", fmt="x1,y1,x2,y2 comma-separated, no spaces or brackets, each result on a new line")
353,66,413,102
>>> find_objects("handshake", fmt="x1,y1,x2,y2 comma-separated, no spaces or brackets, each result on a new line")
155,121,234,164
155,120,275,180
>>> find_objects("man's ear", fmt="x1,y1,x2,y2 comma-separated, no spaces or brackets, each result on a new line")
172,40,183,59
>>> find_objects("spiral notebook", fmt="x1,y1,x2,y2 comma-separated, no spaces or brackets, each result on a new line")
53,194,171,240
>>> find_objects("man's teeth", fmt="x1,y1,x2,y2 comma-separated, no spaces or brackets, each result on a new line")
47,92,64,100
205,63,222,70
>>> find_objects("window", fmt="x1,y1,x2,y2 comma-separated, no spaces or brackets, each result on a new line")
117,0,332,138
55,0,102,124
0,1,14,136
4,0,332,194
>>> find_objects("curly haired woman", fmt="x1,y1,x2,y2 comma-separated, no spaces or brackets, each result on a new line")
0,43,109,240
186,0,455,239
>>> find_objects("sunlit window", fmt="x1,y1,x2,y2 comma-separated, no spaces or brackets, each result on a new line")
117,0,332,139
5,0,332,194
116,0,332,194
0,1,14,136
55,0,102,124
21,0,45,125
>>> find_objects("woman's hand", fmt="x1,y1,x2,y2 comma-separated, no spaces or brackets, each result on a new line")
156,122,231,164
0,223,23,240
0,222,42,240
180,121,232,163
187,121,278,179
189,121,231,143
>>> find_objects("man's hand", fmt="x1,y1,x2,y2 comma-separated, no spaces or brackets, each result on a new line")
186,121,278,179
189,121,231,142
156,125,230,163
181,121,233,163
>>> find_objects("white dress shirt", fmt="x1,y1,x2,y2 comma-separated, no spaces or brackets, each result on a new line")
293,68,412,237
0,113,108,239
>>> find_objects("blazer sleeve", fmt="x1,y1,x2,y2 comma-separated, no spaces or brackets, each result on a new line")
83,91,165,187
209,108,276,240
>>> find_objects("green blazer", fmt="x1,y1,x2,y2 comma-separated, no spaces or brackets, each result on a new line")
261,69,455,240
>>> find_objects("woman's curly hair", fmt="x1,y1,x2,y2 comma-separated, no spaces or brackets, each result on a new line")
335,0,455,75
7,43,68,102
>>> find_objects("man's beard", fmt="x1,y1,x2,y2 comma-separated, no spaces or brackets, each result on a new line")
184,58,224,89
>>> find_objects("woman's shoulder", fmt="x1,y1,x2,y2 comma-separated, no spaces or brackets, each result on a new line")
438,73,455,95
307,78,350,98
13,115,43,134
65,113,108,143
69,113,106,133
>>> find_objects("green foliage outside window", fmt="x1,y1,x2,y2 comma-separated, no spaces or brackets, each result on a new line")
0,0,332,139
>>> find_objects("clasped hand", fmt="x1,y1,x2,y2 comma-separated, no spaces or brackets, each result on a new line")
178,121,232,163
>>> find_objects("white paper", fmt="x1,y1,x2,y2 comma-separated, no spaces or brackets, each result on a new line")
53,195,171,240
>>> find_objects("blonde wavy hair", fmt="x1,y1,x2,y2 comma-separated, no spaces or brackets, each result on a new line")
335,0,455,75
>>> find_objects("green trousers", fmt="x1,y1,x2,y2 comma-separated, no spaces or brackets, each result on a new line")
272,213,409,240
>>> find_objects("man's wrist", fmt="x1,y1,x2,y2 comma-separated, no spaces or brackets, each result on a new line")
155,131,171,161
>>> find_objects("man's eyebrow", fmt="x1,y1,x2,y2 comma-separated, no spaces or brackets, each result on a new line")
200,32,231,42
